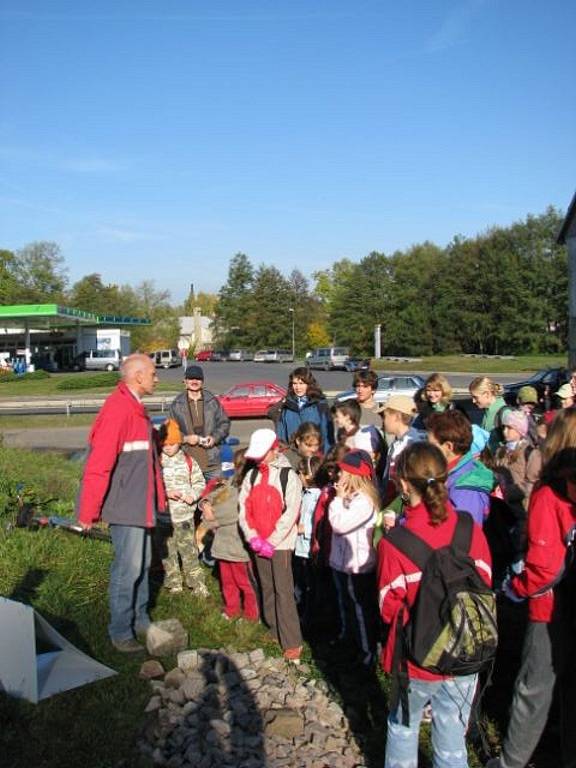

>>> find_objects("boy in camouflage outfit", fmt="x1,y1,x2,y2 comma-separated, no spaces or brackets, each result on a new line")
158,419,207,595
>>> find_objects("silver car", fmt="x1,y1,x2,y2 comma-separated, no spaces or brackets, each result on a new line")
335,374,425,405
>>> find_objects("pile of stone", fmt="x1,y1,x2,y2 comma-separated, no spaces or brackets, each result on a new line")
139,647,367,768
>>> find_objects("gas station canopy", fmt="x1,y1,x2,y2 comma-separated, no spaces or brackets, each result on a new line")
0,304,150,329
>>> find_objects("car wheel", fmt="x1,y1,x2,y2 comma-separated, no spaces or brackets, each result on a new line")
105,364,115,372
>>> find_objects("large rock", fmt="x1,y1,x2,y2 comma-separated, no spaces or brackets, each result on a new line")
139,660,166,679
264,708,305,739
146,619,188,657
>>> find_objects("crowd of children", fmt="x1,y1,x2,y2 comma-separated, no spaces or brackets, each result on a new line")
152,368,576,768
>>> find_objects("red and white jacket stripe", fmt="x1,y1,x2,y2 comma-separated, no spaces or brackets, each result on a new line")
510,483,576,623
377,501,492,681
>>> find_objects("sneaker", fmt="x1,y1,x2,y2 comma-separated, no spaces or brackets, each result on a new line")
283,646,302,664
135,626,150,643
221,611,240,621
111,637,145,653
168,585,183,594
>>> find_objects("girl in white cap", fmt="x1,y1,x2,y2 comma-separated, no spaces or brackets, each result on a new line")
238,428,304,662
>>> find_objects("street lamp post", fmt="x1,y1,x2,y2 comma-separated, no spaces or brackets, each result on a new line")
288,308,295,361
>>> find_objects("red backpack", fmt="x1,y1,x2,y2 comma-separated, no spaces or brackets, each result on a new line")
245,466,291,539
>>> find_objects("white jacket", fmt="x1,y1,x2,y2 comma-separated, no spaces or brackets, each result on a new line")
328,491,377,574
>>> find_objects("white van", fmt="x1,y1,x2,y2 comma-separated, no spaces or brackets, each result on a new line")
150,349,180,368
306,346,349,371
228,349,254,362
84,349,123,371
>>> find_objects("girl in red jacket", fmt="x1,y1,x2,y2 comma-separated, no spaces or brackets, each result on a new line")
486,409,576,768
378,442,492,768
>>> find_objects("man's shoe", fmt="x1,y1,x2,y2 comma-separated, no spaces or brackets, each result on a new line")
111,637,145,653
189,581,209,598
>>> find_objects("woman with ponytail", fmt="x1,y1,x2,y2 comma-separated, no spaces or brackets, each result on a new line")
377,442,492,768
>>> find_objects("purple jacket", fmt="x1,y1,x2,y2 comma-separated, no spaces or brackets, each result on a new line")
447,452,494,526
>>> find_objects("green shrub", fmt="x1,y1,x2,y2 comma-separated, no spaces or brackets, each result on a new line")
0,369,51,384
56,372,120,390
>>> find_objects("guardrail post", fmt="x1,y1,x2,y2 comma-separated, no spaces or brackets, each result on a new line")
66,401,71,417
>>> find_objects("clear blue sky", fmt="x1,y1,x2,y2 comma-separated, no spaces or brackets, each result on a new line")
1,0,574,302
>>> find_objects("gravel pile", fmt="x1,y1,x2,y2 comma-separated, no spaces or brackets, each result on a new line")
138,647,367,768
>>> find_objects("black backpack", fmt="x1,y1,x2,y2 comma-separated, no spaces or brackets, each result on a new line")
387,512,498,724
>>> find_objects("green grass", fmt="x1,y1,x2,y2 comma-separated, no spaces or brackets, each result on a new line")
0,414,97,429
371,354,567,374
0,371,179,398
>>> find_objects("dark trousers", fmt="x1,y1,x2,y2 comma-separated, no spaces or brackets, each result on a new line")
218,560,259,620
254,549,302,651
332,568,378,664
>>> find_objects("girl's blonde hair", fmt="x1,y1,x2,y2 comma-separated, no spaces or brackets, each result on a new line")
395,442,449,526
422,372,453,405
339,471,381,511
469,376,503,397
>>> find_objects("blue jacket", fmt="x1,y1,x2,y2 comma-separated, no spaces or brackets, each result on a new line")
276,394,333,452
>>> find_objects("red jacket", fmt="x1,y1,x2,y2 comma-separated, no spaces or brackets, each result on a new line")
76,382,166,527
377,501,492,681
510,483,576,622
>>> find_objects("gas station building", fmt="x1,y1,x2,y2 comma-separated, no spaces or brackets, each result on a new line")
0,304,149,371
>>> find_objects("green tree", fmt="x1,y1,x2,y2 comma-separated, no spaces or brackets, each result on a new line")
11,241,68,302
0,249,18,304
68,273,125,315
213,253,255,347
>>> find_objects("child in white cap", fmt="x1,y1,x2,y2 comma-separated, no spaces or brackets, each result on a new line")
238,428,304,662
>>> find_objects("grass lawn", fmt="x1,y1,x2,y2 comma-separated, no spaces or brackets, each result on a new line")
371,354,567,373
0,371,179,398
0,413,97,429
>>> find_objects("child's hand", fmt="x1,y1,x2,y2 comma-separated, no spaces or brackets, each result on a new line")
180,493,195,505
167,491,182,501
297,523,305,534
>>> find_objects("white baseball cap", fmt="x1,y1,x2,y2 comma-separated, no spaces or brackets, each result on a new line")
245,428,279,461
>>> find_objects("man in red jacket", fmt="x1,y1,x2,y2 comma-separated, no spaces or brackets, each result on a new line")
77,353,166,652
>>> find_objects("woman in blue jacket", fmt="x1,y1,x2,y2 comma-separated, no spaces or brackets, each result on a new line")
276,367,333,453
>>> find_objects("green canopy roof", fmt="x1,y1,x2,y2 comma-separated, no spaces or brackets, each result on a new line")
0,304,150,329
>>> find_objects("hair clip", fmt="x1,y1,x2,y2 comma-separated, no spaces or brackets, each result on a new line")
426,477,436,486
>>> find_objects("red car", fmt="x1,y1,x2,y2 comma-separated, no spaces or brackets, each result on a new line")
217,380,286,418
195,350,214,362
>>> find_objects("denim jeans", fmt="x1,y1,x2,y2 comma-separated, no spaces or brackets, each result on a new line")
385,674,477,768
108,525,152,642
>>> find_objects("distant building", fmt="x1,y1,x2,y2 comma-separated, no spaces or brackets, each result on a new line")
178,307,213,352
558,191,576,367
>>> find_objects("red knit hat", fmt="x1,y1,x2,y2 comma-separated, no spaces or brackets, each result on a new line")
338,449,374,478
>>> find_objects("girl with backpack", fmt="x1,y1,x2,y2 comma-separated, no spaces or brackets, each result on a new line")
328,449,380,667
238,428,304,663
469,376,508,452
377,442,493,768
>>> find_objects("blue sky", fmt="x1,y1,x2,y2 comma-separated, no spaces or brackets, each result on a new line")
1,0,575,303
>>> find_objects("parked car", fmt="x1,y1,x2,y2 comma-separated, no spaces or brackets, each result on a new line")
211,350,229,362
82,349,123,372
503,367,569,405
228,349,255,362
335,374,426,405
343,357,371,373
195,350,214,362
217,380,287,418
306,347,350,371
150,348,180,368
253,349,293,363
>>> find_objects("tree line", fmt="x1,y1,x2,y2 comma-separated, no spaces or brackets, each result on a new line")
0,206,567,356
